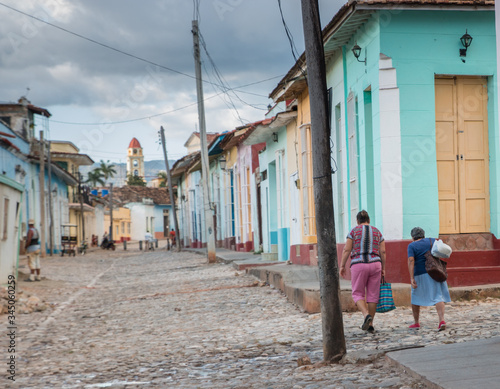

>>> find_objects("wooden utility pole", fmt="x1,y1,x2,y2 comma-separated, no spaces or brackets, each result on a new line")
192,19,216,263
300,0,346,362
47,140,54,255
39,131,46,258
160,126,181,252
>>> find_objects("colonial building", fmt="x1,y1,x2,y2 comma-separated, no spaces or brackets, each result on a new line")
50,141,94,245
127,137,145,180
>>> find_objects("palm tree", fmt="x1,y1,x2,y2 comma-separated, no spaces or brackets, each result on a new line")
86,169,105,187
157,171,167,187
99,160,117,184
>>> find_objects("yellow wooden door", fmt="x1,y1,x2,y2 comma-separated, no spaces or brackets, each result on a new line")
435,77,490,234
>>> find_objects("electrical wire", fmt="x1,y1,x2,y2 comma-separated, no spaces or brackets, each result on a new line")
0,2,201,81
1,1,279,126
0,1,265,94
277,0,301,63
276,0,307,83
50,75,282,125
191,1,266,126
199,31,268,112
201,56,246,125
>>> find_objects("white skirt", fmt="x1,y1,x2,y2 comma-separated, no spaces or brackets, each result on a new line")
411,273,451,306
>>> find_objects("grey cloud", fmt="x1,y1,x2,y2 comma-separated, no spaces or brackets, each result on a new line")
0,0,344,162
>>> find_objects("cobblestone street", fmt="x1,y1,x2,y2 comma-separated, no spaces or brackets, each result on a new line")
4,248,500,388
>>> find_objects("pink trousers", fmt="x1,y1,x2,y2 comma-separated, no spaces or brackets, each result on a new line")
350,262,382,304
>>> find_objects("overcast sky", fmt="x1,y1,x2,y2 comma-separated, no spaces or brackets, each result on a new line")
0,0,344,164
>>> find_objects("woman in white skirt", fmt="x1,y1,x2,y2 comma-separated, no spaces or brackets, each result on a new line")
407,227,451,330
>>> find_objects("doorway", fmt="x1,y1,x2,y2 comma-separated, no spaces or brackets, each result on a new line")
435,77,490,234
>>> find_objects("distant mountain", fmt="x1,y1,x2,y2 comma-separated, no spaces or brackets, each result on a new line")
80,160,176,187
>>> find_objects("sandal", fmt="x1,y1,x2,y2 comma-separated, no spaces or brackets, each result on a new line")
362,314,372,331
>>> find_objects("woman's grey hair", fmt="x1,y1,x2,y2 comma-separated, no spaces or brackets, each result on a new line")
411,227,425,240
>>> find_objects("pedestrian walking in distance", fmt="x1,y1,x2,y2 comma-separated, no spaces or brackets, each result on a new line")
340,210,386,333
169,228,176,247
25,219,41,281
407,227,451,331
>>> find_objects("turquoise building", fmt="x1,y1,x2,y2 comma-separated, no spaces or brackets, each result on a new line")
243,111,293,261
320,1,499,244
271,0,499,282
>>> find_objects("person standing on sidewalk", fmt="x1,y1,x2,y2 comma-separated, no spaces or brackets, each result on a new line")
169,228,176,247
407,227,451,331
25,219,41,282
340,210,386,333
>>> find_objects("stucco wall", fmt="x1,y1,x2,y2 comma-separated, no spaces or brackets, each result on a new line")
380,10,498,238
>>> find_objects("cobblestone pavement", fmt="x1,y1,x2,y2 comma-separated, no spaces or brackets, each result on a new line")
4,249,500,388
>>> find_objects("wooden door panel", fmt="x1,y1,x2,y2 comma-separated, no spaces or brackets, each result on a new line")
439,199,458,232
436,122,456,156
435,82,455,117
437,161,457,193
435,79,459,234
465,199,487,230
465,160,486,193
464,121,486,156
457,77,489,233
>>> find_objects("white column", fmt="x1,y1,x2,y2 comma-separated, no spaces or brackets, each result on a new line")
378,54,403,240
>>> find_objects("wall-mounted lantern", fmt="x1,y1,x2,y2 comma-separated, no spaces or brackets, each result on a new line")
352,43,366,64
219,155,227,170
272,132,278,143
460,30,473,63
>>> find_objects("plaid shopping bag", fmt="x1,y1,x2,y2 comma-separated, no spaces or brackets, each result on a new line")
376,278,396,313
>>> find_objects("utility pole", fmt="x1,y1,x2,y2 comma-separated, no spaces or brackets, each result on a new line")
300,0,346,362
109,183,114,242
160,126,181,252
192,19,216,263
39,131,46,259
78,173,86,246
47,140,54,255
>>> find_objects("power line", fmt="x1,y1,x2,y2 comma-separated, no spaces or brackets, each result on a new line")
1,2,281,126
49,76,282,126
200,31,268,112
0,2,197,81
276,0,307,82
0,1,271,94
277,0,301,63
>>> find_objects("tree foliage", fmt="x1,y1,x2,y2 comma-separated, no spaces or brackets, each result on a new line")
99,160,117,184
127,174,146,187
86,169,105,187
157,171,167,188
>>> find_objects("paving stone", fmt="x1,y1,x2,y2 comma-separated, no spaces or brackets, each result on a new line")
2,249,499,388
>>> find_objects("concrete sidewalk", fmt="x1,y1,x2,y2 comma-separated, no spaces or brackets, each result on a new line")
386,337,500,389
186,247,500,313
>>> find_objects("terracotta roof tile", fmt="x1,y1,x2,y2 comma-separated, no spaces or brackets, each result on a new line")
111,186,172,206
128,137,142,149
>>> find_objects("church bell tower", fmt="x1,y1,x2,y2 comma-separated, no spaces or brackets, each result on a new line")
127,137,145,179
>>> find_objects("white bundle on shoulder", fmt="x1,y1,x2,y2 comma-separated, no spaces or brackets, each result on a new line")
431,239,452,259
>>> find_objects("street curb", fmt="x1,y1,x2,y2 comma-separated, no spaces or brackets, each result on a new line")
385,353,443,389
248,265,500,314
